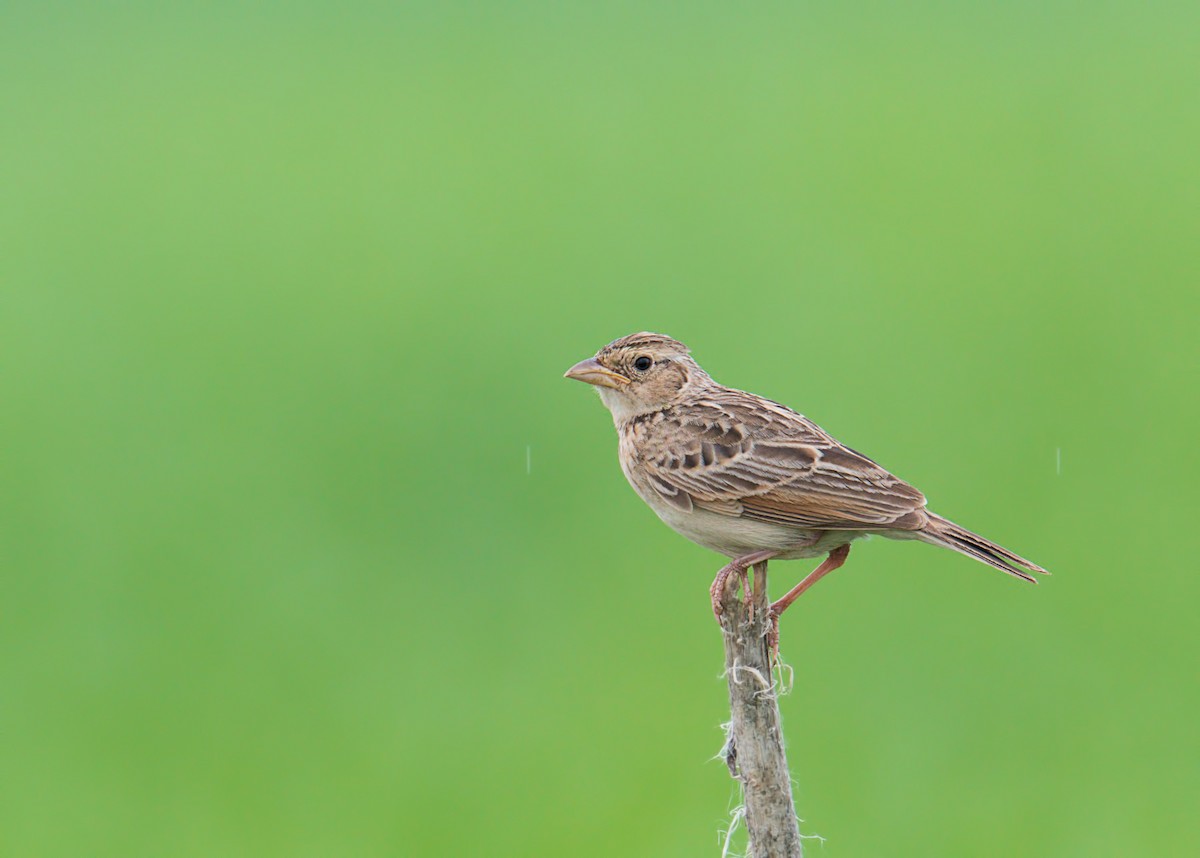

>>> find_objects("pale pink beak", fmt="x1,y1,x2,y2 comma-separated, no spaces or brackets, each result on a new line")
563,357,630,390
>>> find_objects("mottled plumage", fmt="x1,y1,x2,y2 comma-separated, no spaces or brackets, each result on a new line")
565,332,1047,634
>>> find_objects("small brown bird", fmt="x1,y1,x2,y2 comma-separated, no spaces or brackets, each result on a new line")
565,332,1046,642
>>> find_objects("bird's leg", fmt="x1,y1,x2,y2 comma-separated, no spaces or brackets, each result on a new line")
710,550,777,617
767,544,851,653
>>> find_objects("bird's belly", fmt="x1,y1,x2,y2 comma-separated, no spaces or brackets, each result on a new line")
650,501,857,560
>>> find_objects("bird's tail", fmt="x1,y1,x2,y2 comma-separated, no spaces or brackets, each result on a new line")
918,513,1048,583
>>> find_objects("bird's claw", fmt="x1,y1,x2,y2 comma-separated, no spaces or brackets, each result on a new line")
711,551,777,619
766,605,782,661
710,562,749,617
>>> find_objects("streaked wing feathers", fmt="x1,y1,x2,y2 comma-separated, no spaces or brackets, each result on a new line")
634,392,927,531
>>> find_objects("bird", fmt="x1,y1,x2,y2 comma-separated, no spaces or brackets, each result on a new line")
564,332,1047,646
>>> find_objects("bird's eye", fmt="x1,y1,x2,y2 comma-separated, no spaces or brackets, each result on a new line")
633,356,653,372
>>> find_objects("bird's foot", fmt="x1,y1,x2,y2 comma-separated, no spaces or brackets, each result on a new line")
709,563,747,617
710,550,777,618
766,606,784,661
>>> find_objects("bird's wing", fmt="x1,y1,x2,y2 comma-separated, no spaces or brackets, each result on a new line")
634,391,928,531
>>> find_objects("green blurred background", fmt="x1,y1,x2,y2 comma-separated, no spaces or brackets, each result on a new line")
3,2,1197,855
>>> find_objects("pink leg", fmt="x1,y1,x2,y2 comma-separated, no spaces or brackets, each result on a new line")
710,550,778,617
767,544,851,651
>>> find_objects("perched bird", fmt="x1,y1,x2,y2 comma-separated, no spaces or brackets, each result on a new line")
565,332,1046,642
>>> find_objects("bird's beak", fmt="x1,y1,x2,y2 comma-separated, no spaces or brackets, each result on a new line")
563,357,630,389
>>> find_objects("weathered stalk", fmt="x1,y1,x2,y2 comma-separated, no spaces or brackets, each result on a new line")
717,561,803,858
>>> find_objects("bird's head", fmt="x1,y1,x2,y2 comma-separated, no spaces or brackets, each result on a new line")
564,332,709,422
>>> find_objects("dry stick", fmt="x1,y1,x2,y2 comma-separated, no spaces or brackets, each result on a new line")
717,560,803,858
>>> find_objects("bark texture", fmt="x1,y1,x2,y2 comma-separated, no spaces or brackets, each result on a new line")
717,561,803,858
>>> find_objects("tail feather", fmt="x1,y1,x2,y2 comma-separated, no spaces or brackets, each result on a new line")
919,513,1048,583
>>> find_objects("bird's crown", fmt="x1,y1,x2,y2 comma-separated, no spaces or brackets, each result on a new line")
598,332,689,358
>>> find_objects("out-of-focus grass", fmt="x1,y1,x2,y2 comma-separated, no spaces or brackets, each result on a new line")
2,2,1197,855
